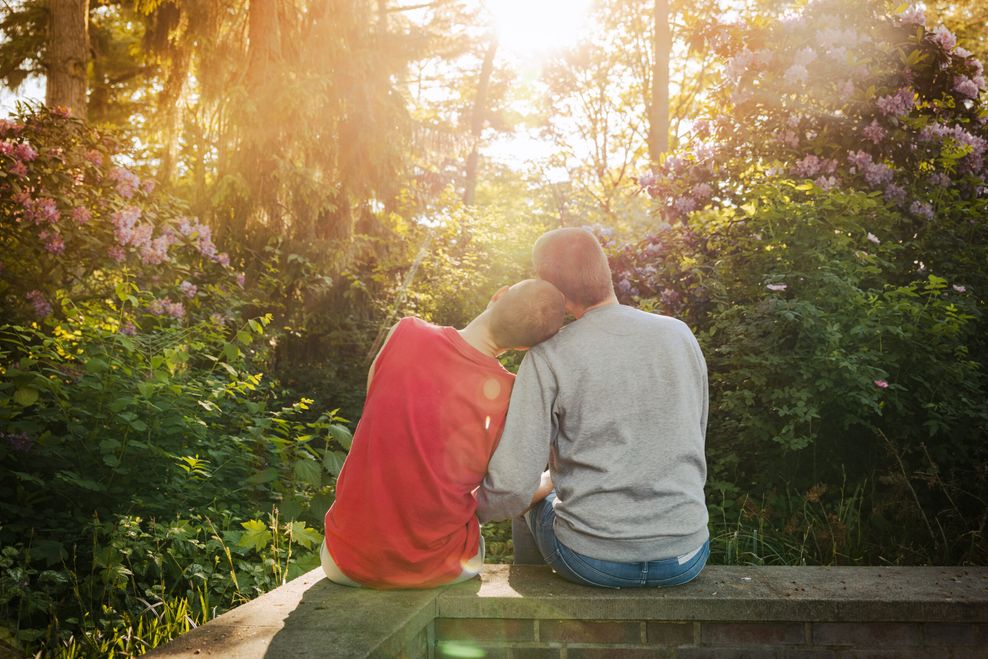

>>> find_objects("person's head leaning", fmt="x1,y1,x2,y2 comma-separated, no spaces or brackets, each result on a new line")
486,279,566,351
532,227,616,317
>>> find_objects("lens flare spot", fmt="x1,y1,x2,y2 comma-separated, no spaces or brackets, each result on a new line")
484,415,491,431
482,378,501,400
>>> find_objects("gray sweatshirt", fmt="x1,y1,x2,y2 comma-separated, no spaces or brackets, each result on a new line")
476,303,709,562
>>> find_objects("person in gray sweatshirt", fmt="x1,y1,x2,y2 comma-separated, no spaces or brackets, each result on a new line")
476,227,709,588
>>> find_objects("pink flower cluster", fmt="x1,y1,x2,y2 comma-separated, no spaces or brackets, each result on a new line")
179,280,198,298
862,120,886,145
846,151,894,187
910,200,934,221
930,25,956,53
26,290,52,318
876,88,915,117
109,166,140,199
38,229,65,254
22,197,60,225
899,6,925,27
920,122,986,172
148,298,185,319
793,154,837,179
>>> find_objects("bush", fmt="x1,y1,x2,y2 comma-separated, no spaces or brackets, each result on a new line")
616,0,988,564
0,106,351,656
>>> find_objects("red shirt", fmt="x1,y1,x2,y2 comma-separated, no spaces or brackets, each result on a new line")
324,317,514,588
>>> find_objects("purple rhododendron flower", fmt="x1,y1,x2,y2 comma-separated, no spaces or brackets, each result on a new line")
862,120,886,144
784,64,809,85
26,290,52,317
2,432,33,453
108,246,126,262
954,76,980,99
179,281,198,298
900,6,925,26
952,284,967,293
876,88,914,117
120,321,137,335
43,232,65,254
660,288,681,308
692,182,714,200
884,183,906,205
766,283,787,291
84,149,103,167
794,154,822,178
867,232,880,245
815,175,838,191
235,272,246,288
931,25,956,52
874,379,889,389
109,166,140,199
910,201,935,221
637,173,657,188
23,197,60,225
14,142,37,161
673,197,697,214
70,207,91,224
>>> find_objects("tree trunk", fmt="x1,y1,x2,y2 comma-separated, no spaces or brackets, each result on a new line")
463,38,497,206
46,0,89,118
647,0,669,168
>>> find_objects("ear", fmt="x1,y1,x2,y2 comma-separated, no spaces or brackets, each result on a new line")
489,285,510,304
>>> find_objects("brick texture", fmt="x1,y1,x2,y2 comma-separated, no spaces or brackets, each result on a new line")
921,623,988,646
436,641,510,659
811,623,922,647
568,648,674,659
702,622,805,645
674,648,781,658
511,648,563,659
435,618,535,642
646,622,695,646
539,620,642,644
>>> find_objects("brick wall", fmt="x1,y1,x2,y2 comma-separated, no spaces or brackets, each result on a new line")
434,618,988,658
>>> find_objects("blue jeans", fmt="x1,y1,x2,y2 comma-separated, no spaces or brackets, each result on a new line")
526,491,709,589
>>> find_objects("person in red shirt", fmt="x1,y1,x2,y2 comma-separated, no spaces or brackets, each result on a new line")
322,279,565,589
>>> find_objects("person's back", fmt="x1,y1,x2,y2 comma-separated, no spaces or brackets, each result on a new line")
325,317,515,588
521,303,708,561
323,279,565,589
477,228,710,588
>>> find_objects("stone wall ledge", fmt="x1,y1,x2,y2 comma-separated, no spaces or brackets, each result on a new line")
151,565,988,658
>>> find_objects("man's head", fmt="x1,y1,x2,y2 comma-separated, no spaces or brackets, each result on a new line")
532,228,615,311
487,279,566,350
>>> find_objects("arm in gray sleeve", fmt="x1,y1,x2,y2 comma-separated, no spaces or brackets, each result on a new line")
476,350,556,522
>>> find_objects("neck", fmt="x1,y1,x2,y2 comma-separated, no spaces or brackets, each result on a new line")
570,294,619,319
458,316,502,358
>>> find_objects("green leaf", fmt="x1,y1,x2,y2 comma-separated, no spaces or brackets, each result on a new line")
248,319,263,334
238,519,272,552
294,458,323,487
327,424,353,450
246,468,279,485
236,329,252,345
13,387,39,407
288,522,322,549
223,342,239,361
322,450,347,477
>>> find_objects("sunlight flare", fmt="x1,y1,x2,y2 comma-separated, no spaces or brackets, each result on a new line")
484,0,594,56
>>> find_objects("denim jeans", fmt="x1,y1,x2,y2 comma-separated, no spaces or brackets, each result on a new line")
526,491,709,589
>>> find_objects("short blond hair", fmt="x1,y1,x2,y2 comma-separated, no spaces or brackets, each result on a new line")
488,279,566,349
533,228,614,308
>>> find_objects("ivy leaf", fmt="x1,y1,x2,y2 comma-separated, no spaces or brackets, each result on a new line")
288,521,322,549
238,519,272,552
14,387,39,407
